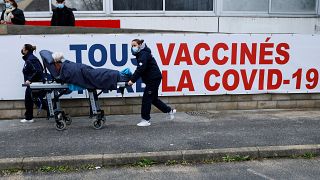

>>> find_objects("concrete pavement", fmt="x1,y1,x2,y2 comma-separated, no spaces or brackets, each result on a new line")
3,158,320,180
0,109,319,170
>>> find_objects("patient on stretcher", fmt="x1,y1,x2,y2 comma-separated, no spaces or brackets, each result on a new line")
40,50,131,92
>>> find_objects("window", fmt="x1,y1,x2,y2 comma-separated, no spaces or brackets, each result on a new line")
51,0,104,11
113,0,163,11
18,0,50,12
271,0,317,13
1,0,318,17
0,1,4,12
14,0,104,14
166,0,214,11
222,0,269,12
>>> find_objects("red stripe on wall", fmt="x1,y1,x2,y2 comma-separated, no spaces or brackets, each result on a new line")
25,20,121,28
25,21,51,26
75,20,120,28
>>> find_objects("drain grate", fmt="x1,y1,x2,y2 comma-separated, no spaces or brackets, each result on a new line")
186,111,226,119
186,111,210,116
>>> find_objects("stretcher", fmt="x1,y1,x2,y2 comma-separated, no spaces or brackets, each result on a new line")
22,50,128,131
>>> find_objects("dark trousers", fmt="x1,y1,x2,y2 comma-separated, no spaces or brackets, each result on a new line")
141,78,171,121
24,87,48,120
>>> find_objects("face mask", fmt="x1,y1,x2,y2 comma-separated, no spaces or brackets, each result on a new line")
21,49,25,55
5,3,12,9
57,4,64,9
131,47,139,55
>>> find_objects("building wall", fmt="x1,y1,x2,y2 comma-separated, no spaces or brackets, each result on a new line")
118,16,320,34
1,1,320,119
219,17,320,34
7,0,318,33
1,94,320,119
1,20,320,119
26,16,320,34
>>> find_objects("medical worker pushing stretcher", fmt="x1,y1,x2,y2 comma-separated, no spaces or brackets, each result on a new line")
128,39,176,127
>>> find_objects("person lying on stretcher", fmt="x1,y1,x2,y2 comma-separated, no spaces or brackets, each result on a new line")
51,52,131,92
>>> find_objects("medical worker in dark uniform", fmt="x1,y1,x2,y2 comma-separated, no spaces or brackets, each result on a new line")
128,39,176,127
21,44,45,123
51,0,75,26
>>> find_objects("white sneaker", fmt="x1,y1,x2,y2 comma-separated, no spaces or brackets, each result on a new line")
20,119,34,123
169,109,176,120
137,120,151,127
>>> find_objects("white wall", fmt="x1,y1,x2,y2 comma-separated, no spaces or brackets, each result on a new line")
219,17,320,34
28,16,320,34
95,16,320,34
114,17,219,33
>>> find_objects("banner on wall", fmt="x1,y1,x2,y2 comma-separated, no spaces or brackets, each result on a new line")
1,33,320,100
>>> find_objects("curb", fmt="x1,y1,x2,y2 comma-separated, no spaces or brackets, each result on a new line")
0,144,319,170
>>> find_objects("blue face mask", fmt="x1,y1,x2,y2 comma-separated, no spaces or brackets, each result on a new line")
5,3,12,9
131,47,139,55
57,4,65,9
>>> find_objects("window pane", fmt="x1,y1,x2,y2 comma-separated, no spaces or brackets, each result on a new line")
166,0,213,11
113,0,163,11
18,0,49,12
51,0,103,11
271,0,316,12
223,0,269,12
0,1,4,12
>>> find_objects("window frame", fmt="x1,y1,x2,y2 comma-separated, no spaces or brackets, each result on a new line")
7,0,320,18
218,0,270,16
269,0,318,15
164,0,215,14
20,0,51,18
111,0,216,16
110,0,164,14
23,0,107,18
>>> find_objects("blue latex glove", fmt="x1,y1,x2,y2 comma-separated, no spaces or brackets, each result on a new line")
68,84,84,91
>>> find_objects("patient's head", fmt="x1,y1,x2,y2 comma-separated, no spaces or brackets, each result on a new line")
52,52,65,63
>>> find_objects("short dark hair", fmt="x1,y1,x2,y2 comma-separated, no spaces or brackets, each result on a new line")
132,39,144,45
56,0,65,3
9,0,18,8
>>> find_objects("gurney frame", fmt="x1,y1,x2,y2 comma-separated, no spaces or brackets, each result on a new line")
23,82,127,130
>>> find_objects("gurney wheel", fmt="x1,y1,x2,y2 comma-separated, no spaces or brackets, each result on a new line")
92,119,104,130
64,116,72,126
55,120,67,131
